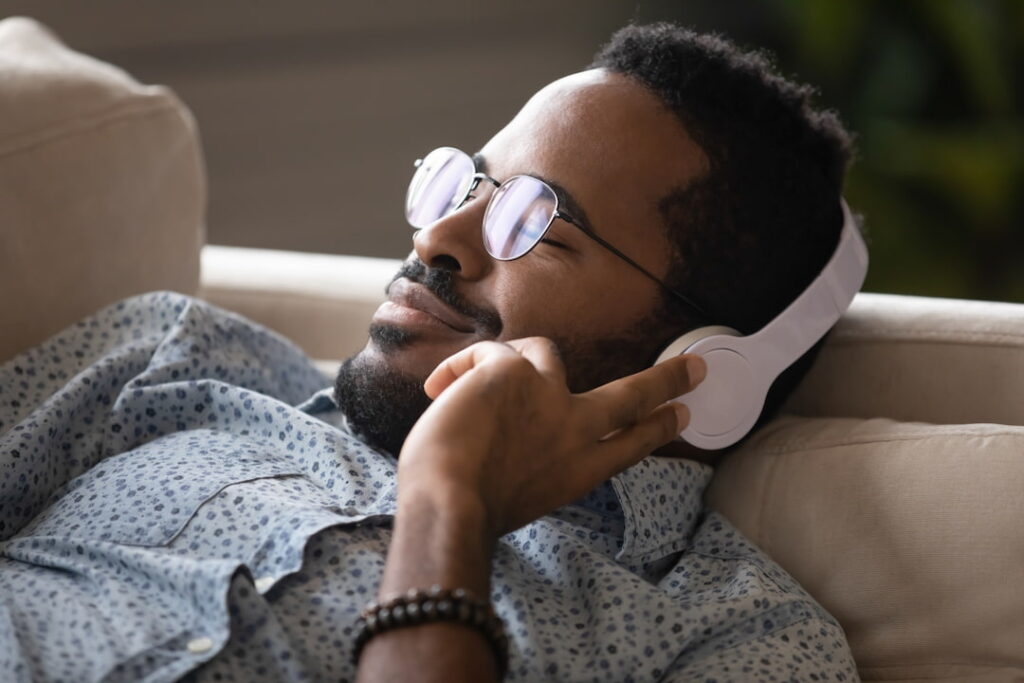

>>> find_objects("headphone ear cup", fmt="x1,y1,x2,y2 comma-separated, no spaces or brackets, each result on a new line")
655,326,767,450
654,326,740,366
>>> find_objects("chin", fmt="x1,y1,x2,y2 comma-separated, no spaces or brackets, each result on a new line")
332,327,473,457
333,346,431,457
363,322,474,381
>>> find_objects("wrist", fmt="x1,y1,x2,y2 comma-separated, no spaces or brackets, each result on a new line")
381,485,495,600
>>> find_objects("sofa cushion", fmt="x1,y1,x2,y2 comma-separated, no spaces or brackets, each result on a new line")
783,293,1024,427
706,416,1024,681
199,246,400,366
0,17,205,362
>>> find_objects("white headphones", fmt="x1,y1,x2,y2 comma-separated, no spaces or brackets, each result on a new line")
656,200,868,450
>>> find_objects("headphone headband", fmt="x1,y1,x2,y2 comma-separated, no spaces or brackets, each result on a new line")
743,200,868,381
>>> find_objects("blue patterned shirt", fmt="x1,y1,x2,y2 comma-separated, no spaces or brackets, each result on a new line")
0,292,858,682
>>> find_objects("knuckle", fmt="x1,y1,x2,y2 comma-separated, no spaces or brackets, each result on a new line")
646,408,680,451
662,406,681,439
475,356,532,396
463,340,502,359
540,337,562,357
520,335,549,345
493,353,527,373
482,340,513,353
667,355,692,394
523,336,562,357
683,353,707,389
617,384,646,425
499,354,535,381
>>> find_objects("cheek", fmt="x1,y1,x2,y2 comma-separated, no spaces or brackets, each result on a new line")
491,279,563,340
491,262,659,343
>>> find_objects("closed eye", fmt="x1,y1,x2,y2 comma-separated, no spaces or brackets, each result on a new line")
540,238,569,250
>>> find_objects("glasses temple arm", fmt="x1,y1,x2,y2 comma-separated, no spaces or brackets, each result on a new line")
556,212,712,321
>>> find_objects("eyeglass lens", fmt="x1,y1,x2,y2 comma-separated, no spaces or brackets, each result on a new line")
482,177,557,259
405,147,476,229
406,147,559,260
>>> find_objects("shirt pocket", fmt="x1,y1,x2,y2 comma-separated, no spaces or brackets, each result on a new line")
19,429,306,547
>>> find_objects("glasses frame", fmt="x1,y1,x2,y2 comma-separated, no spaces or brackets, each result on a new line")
409,147,711,321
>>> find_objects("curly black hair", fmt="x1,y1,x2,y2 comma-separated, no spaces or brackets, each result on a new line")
590,23,859,426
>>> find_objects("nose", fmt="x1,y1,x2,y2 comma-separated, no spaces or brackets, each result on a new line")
412,200,492,280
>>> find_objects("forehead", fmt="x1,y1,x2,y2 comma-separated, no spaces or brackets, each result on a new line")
479,69,707,265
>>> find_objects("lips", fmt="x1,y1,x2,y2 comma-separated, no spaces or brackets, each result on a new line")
387,279,476,333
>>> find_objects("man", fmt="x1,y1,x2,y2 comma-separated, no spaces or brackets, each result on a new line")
0,23,859,682
336,23,859,680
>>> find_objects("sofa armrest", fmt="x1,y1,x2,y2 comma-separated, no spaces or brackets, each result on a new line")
198,245,401,368
0,18,205,363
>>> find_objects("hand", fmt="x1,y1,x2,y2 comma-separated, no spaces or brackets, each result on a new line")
396,337,706,540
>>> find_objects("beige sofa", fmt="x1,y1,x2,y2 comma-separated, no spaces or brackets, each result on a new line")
2,18,1022,681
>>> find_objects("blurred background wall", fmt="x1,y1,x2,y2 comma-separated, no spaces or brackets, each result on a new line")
3,0,1021,303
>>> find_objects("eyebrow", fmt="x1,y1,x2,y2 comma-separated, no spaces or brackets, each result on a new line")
473,152,598,236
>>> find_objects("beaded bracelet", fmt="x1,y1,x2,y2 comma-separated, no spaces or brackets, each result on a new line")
352,585,509,677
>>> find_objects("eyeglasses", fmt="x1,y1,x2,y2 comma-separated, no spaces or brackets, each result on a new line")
404,146,710,320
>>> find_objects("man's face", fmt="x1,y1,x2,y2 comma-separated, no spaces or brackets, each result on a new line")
335,69,708,455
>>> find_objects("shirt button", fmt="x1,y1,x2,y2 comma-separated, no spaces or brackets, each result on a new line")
255,576,275,592
187,637,214,654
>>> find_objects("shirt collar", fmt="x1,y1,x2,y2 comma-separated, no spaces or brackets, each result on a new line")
609,456,713,564
297,387,354,434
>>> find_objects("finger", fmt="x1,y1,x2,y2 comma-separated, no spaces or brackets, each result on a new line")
504,337,567,385
423,341,519,399
582,354,705,437
591,402,689,477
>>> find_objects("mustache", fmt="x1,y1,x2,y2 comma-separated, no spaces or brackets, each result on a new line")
387,259,503,337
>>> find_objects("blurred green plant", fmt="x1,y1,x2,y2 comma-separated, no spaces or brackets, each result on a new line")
638,0,1024,302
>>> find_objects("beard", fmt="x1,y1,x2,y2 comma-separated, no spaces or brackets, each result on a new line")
333,349,431,457
333,258,501,456
334,259,674,457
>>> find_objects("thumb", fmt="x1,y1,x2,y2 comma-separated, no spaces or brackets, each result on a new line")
422,341,517,399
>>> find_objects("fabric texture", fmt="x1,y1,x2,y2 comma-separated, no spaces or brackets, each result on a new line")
0,292,858,682
0,17,205,363
707,416,1024,680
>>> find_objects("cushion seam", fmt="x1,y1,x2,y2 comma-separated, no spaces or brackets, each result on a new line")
751,426,1024,456
756,451,780,557
0,97,181,160
830,332,1024,348
199,287,382,308
859,662,1024,675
